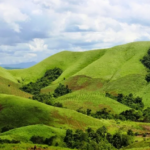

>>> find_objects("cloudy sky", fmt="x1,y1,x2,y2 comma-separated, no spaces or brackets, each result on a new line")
0,0,150,64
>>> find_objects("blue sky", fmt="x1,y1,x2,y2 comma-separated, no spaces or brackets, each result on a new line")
0,0,150,64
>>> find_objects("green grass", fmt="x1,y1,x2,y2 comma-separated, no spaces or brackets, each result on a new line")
0,143,74,150
8,49,106,84
101,74,147,95
1,41,150,149
0,94,114,130
0,67,17,83
8,41,150,85
54,90,130,114
0,124,65,145
0,76,31,98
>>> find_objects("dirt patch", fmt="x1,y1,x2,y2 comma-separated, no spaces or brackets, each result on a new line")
51,110,86,130
0,104,3,111
141,125,150,131
27,147,48,150
98,104,114,113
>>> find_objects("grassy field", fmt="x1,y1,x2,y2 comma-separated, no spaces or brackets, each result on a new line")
0,67,17,83
0,144,74,150
54,90,130,114
1,41,150,149
0,124,66,146
0,76,31,98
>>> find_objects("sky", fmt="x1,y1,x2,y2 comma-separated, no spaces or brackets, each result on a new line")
0,0,150,64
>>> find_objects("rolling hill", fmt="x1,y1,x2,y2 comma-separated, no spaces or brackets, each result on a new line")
1,41,150,149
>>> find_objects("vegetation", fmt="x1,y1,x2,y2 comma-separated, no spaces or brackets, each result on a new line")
21,68,71,105
53,84,72,98
106,93,144,110
141,48,150,82
64,126,133,150
1,42,150,150
21,67,63,94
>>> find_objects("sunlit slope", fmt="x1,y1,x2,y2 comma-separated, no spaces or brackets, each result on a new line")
0,94,114,130
8,41,150,84
0,76,31,98
53,90,130,114
75,42,149,80
0,66,17,83
8,50,106,84
0,124,65,144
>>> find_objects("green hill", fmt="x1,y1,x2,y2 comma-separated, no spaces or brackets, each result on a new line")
0,67,17,83
1,41,150,149
8,41,150,85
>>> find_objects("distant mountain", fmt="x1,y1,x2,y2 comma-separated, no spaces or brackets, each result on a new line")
0,61,37,69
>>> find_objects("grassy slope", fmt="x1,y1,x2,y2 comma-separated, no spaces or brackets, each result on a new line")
73,42,149,80
0,76,31,98
8,50,106,84
8,41,150,84
0,94,113,130
54,90,130,114
0,94,149,133
0,124,65,144
0,67,17,83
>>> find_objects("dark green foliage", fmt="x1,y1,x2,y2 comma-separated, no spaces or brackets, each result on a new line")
77,107,150,123
1,126,14,133
64,127,131,150
141,48,150,82
21,67,71,105
127,129,134,136
119,108,150,122
32,93,52,105
119,109,143,121
141,48,150,69
30,135,56,146
30,136,44,144
0,138,20,144
92,108,115,119
111,132,131,149
53,84,71,98
21,67,63,94
86,109,91,115
145,72,150,82
143,107,150,122
53,102,63,107
44,136,56,146
106,93,144,110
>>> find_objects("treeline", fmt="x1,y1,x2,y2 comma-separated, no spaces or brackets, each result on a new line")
21,67,63,94
64,127,133,150
29,126,133,150
141,48,150,82
21,68,71,104
106,93,144,110
77,107,150,123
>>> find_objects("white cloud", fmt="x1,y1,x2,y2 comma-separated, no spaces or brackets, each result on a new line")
1,0,150,64
0,3,29,32
28,38,48,52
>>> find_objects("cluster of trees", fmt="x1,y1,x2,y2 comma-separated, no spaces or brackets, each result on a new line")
120,107,150,122
0,139,20,144
106,93,144,110
141,48,150,82
21,68,63,94
77,108,115,120
77,106,150,123
53,84,72,98
21,68,71,105
64,127,132,150
30,135,57,146
32,93,52,105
